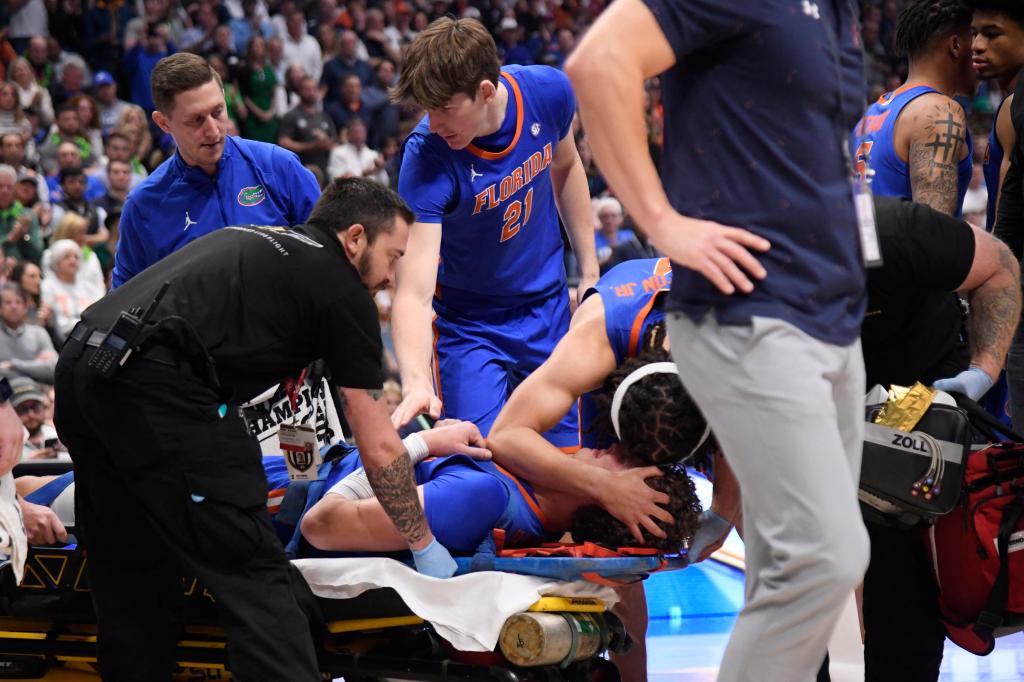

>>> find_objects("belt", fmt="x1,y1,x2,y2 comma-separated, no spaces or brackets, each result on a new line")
67,322,180,368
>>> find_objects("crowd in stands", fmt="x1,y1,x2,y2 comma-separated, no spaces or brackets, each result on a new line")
0,0,1006,457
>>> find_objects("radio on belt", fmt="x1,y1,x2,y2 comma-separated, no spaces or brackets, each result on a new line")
89,281,171,379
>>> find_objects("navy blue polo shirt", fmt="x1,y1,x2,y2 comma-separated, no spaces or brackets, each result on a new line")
644,0,866,344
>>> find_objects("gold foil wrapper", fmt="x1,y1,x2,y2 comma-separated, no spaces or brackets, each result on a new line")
873,382,936,432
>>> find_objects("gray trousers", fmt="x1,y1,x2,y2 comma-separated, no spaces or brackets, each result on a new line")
667,313,870,682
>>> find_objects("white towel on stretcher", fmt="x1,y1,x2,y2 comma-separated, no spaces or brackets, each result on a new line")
0,473,27,583
293,557,619,652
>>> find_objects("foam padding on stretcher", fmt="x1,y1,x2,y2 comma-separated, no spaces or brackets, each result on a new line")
454,555,685,582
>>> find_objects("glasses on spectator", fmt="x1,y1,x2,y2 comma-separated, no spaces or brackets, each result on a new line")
15,401,45,415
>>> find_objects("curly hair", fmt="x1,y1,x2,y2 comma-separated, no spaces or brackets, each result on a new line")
591,322,712,466
568,467,702,553
970,0,1024,25
895,0,973,59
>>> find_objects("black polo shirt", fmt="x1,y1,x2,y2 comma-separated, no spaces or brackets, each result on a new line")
862,197,974,388
82,223,383,402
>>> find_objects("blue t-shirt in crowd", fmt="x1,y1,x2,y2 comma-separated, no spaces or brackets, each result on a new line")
850,84,974,217
124,44,175,112
643,0,866,345
398,64,574,309
112,135,321,288
985,96,1009,230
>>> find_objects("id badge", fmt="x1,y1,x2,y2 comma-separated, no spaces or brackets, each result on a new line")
279,423,321,481
853,180,883,268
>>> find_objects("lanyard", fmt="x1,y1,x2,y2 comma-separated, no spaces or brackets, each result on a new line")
283,367,310,416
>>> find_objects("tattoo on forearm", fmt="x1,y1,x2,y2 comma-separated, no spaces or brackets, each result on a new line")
969,243,1023,370
910,103,965,216
365,454,429,544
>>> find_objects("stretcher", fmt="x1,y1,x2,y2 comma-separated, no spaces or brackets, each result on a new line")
0,465,687,681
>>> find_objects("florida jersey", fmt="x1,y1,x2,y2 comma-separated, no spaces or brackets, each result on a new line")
580,258,672,447
399,64,574,308
851,84,973,216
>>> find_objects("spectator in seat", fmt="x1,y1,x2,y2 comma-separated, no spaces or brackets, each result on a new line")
50,166,109,257
8,260,51,331
37,104,97,177
7,57,54,131
91,71,129,139
239,36,280,143
0,283,56,384
328,117,386,184
278,76,337,177
0,164,42,265
10,377,59,461
326,73,375,138
40,239,100,344
321,30,374,102
283,11,323,83
47,146,105,204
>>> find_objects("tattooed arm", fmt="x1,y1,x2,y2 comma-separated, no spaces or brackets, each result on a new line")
904,97,968,216
339,386,432,550
957,227,1022,380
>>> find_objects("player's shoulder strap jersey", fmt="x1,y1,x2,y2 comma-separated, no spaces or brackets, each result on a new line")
851,83,974,216
985,96,1010,231
399,65,575,306
587,258,673,366
579,258,672,447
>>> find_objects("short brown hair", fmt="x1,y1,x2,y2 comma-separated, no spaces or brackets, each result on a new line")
306,178,415,243
391,17,500,109
150,53,223,115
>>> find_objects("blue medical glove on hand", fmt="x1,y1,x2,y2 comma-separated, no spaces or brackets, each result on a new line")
933,367,995,401
686,510,732,566
412,538,457,578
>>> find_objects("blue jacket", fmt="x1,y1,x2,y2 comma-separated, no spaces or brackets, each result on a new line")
112,136,321,288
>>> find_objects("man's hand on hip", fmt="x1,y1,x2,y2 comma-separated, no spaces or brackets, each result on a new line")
648,211,770,295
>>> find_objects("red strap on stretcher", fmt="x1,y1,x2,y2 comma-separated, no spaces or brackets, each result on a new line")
488,529,669,586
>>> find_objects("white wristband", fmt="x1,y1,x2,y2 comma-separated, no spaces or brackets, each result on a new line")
403,432,430,464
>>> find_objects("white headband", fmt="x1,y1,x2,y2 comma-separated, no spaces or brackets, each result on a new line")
610,362,679,440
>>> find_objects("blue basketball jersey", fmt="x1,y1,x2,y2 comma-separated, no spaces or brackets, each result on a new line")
399,64,575,308
579,258,672,447
984,96,1009,231
851,84,973,216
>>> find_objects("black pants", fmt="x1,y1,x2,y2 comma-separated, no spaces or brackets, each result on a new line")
862,521,946,682
53,347,320,682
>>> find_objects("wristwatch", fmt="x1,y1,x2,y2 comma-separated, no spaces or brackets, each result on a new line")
0,377,11,405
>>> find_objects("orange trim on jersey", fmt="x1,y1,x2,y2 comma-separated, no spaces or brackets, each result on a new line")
431,314,444,412
559,445,582,454
627,260,672,357
876,81,928,106
465,71,524,161
653,257,671,277
493,462,553,531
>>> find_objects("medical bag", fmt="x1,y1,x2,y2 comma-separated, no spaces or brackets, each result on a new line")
859,396,972,526
926,399,1024,655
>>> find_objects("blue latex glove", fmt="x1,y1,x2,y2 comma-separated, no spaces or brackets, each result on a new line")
686,510,732,565
411,538,457,578
933,367,995,401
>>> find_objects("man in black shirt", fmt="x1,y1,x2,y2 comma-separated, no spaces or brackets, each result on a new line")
995,70,1024,429
278,76,337,176
53,179,458,681
859,196,1021,681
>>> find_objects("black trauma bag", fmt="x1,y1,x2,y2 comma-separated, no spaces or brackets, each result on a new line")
859,398,972,527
